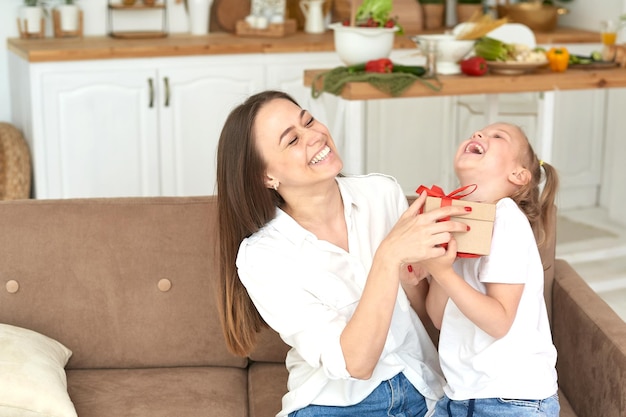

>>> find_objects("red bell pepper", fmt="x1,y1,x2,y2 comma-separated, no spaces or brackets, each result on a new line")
365,58,393,73
460,56,488,76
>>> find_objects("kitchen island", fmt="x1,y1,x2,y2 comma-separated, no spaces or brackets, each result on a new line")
304,66,626,99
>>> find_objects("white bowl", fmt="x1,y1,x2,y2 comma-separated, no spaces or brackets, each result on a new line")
412,34,475,75
330,22,400,66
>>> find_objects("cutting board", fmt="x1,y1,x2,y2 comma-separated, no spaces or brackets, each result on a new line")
215,0,251,32
332,0,423,33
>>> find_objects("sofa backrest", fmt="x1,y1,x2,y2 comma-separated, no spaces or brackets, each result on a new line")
0,196,557,369
0,196,247,370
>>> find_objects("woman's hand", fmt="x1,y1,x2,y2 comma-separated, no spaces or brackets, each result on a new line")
380,193,470,266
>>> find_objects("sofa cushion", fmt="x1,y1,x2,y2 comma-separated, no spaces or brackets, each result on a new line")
248,362,288,417
0,324,77,417
67,367,247,417
248,326,290,363
0,197,246,370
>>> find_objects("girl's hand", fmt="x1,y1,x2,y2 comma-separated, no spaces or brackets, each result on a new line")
420,236,458,279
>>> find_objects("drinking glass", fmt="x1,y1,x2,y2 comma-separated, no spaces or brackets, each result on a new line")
600,20,618,46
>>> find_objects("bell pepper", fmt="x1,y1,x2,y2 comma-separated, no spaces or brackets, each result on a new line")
365,58,394,73
460,56,488,76
546,47,570,72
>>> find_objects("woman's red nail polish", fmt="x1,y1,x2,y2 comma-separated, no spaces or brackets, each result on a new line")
407,265,413,273
465,206,472,212
467,225,471,231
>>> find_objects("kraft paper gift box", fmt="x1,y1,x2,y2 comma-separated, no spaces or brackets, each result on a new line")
418,185,496,257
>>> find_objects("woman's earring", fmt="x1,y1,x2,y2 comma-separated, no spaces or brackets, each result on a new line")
272,182,279,191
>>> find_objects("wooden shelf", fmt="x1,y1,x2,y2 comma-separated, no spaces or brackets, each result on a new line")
303,67,626,100
107,0,168,39
109,31,168,39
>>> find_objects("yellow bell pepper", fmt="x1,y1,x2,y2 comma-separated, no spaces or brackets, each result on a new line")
546,47,570,72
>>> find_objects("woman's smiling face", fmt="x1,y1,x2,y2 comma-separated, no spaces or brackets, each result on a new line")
254,98,343,191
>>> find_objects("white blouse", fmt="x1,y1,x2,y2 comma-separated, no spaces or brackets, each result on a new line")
237,174,444,417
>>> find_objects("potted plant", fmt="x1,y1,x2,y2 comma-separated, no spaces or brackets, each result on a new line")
20,0,45,35
418,0,445,30
56,0,80,32
456,0,483,24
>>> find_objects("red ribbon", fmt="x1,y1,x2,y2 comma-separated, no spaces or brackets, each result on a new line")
415,184,480,258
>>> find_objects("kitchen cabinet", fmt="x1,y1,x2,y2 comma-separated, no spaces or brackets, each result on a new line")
9,51,344,199
7,33,616,207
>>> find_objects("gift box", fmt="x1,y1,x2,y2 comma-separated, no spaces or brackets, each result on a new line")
418,185,496,257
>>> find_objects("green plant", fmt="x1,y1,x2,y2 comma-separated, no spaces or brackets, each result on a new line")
24,0,39,6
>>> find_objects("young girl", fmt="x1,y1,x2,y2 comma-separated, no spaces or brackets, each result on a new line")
421,122,560,416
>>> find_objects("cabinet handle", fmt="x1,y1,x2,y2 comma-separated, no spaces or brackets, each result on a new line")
148,78,154,108
164,77,170,107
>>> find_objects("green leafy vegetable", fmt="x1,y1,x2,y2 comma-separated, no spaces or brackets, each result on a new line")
355,0,393,27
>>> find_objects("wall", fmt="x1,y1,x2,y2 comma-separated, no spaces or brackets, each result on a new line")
1,0,625,123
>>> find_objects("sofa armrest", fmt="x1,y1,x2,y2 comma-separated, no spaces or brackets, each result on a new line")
552,259,626,417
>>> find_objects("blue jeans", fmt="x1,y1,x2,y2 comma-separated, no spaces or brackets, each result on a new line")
289,372,428,417
431,393,560,417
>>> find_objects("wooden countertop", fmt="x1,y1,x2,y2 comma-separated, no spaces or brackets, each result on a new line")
303,66,626,100
7,27,601,63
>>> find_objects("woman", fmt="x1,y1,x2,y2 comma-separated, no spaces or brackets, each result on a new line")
216,90,470,417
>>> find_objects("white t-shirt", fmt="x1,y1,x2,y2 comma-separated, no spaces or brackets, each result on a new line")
237,174,444,417
438,197,558,400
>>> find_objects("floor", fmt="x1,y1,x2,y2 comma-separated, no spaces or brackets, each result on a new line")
555,206,626,322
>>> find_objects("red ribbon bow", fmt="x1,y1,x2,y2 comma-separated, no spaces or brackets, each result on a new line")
415,184,480,258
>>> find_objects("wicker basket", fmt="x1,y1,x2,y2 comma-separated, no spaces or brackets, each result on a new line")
0,123,32,200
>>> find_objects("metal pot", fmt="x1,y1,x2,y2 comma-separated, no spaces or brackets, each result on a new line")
497,3,569,32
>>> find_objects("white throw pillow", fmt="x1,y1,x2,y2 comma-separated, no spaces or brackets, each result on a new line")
0,324,77,417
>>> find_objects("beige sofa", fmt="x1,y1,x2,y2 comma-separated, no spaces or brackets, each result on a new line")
0,196,624,417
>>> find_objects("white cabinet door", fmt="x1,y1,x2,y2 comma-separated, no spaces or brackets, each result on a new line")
158,57,265,196
39,67,160,198
551,90,606,210
365,96,457,195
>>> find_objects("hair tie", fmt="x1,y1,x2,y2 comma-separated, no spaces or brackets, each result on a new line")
539,160,544,166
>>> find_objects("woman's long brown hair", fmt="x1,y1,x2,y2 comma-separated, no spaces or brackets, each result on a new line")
216,91,296,356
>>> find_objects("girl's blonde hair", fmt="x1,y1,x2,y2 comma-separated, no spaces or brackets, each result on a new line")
509,126,559,249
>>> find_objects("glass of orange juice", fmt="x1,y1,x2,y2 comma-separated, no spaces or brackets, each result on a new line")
601,20,618,46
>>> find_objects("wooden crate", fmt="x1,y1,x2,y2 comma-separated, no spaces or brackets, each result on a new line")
235,18,297,37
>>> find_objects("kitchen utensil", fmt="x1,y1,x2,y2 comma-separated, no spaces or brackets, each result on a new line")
411,34,475,75
215,0,250,33
496,2,568,32
486,60,548,75
330,22,398,66
300,0,325,34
